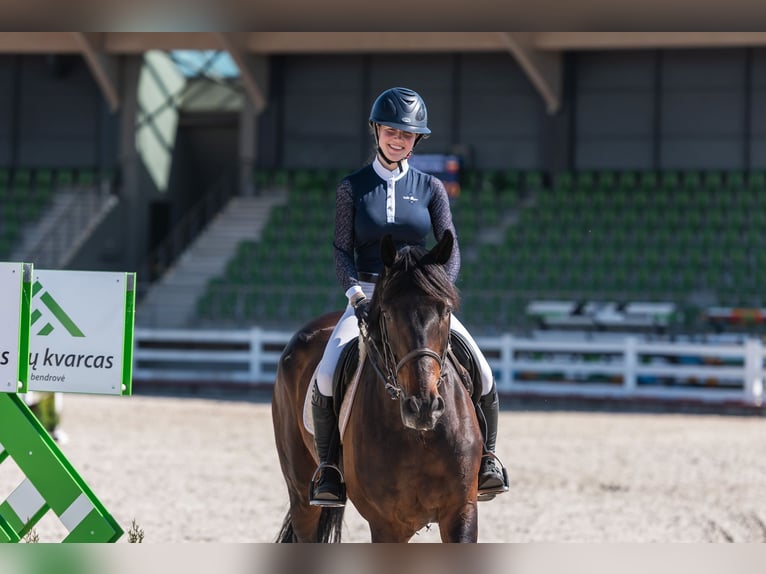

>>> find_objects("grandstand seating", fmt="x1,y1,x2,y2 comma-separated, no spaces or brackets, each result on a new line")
0,166,112,260
195,167,533,331
193,167,766,335
196,168,351,327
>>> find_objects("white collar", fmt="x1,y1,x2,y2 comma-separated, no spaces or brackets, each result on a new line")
373,156,409,181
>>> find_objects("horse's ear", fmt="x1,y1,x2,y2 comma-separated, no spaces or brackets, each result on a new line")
430,229,454,265
381,234,397,267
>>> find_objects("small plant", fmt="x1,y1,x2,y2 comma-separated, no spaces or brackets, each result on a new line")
127,518,144,543
22,528,40,543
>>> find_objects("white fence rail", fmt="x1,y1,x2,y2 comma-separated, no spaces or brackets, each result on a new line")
133,328,765,407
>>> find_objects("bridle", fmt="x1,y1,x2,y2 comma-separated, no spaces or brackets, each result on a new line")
360,306,449,401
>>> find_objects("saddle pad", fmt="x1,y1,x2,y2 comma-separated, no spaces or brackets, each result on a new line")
302,343,367,443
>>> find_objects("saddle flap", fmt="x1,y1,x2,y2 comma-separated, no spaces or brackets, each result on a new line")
332,338,360,417
448,330,481,405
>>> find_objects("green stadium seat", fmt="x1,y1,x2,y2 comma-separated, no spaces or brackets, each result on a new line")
501,170,521,189
726,171,745,190
553,171,573,190
618,171,637,190
704,171,723,191
13,168,31,188
524,170,543,190
661,171,679,190
748,171,766,190
639,171,658,190
56,168,74,187
597,170,616,190
77,168,95,187
35,168,53,189
576,171,595,188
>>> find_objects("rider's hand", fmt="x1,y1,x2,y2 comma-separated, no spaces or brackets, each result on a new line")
353,296,370,327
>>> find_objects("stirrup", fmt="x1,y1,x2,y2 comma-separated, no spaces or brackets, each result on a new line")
477,452,509,502
309,462,346,508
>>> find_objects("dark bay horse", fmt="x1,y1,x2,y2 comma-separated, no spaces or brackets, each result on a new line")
272,230,484,542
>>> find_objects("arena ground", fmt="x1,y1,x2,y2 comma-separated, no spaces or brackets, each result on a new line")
1,388,765,543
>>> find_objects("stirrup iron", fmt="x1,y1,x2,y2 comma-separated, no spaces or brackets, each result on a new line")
309,462,347,508
478,451,509,502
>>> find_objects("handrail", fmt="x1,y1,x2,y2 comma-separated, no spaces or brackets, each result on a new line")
15,185,117,269
137,166,238,296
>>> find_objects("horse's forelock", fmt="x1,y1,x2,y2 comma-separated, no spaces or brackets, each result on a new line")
376,245,459,311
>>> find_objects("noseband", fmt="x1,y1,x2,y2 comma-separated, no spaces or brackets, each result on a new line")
361,310,448,401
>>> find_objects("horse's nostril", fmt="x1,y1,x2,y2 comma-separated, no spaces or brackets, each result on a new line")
406,396,421,414
433,396,445,413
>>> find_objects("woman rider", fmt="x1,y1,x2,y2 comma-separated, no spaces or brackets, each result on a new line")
309,86,508,506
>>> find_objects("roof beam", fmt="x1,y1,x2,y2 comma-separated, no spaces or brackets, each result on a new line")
497,32,561,115
0,32,79,53
71,33,120,112
244,32,506,53
214,33,267,113
535,32,766,51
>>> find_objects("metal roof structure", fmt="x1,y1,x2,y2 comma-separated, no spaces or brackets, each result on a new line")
3,32,766,115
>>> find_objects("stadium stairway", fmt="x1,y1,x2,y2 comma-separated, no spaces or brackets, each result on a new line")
136,190,288,328
11,188,118,269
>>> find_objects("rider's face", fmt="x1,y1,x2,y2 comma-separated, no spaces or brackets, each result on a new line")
377,125,417,165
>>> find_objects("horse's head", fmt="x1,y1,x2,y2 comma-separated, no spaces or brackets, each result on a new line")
367,230,459,431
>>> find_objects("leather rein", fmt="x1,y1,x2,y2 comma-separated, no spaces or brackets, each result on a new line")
360,311,450,401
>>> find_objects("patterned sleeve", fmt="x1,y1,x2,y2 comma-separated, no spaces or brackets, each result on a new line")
333,178,358,292
429,176,461,283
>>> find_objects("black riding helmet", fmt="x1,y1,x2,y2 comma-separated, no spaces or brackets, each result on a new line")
369,87,431,135
369,87,431,167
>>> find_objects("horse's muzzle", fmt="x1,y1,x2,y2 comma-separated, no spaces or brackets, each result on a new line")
400,392,446,431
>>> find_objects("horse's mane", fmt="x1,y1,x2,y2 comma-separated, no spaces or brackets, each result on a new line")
372,244,460,312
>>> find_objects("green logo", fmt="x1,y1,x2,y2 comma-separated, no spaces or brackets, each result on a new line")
31,280,85,337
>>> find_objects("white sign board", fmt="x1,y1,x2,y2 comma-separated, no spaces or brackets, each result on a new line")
0,262,32,393
28,270,135,395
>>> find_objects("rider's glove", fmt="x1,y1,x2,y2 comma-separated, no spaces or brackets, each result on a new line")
352,295,370,327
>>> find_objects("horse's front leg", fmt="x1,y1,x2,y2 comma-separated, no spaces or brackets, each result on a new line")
368,521,417,543
438,502,478,542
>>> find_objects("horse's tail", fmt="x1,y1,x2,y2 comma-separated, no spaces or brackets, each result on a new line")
275,508,345,543
276,510,297,542
316,507,345,543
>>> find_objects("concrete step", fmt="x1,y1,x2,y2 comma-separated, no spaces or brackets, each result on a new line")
136,190,287,328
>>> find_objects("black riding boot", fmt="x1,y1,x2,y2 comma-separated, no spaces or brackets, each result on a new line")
477,385,509,500
309,383,345,507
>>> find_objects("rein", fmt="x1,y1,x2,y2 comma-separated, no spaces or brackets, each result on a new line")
360,311,448,401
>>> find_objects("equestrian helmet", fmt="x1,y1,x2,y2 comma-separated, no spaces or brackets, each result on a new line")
369,87,431,135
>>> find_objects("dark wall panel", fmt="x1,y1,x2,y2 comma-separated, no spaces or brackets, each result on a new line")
660,49,746,169
574,51,655,170
281,55,365,169
277,52,547,171
0,58,15,165
459,53,545,170
750,49,766,168
17,55,103,167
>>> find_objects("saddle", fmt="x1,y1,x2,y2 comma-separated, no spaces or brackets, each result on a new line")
330,330,481,412
331,338,360,418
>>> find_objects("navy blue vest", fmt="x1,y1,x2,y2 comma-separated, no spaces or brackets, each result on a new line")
345,164,435,275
